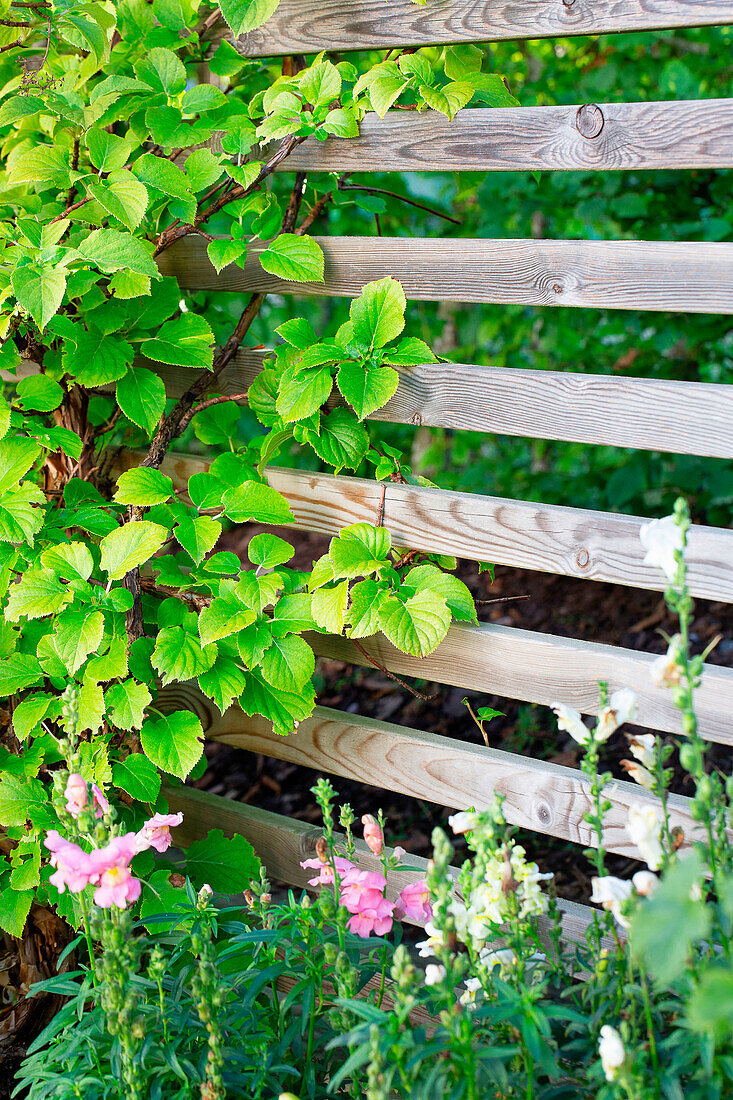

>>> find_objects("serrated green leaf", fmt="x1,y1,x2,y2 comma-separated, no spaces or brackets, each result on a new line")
247,533,294,569
0,438,40,493
144,314,214,369
93,172,149,231
311,579,349,634
0,886,32,938
237,619,273,668
379,589,451,657
15,374,64,413
337,361,399,419
114,468,173,507
135,46,187,96
346,578,385,638
222,482,294,525
152,626,217,685
299,407,369,473
0,774,48,827
112,752,161,802
276,364,332,422
185,148,223,192
116,367,166,437
0,653,43,697
77,229,158,277
330,523,392,579
240,668,315,736
54,609,105,675
175,515,221,566
131,153,193,202
218,0,279,35
109,270,152,300
11,693,59,741
207,236,247,274
140,711,204,779
6,569,73,621
261,633,314,692
12,266,66,331
40,542,93,581
260,234,324,283
350,278,406,350
270,592,314,637
105,679,152,732
100,521,169,581
401,564,477,623
198,590,255,646
9,145,70,188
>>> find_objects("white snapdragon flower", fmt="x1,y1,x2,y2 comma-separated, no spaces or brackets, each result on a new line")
598,1025,626,1082
551,702,590,745
415,921,444,959
622,759,656,791
448,811,479,835
627,733,655,768
650,635,682,688
640,515,683,581
424,963,446,986
632,870,658,897
459,977,482,1006
590,875,633,929
627,805,664,870
480,947,515,971
596,689,638,741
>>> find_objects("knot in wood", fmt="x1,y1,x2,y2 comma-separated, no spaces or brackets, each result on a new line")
576,103,604,140
536,802,552,826
410,412,424,426
576,547,590,569
561,0,576,6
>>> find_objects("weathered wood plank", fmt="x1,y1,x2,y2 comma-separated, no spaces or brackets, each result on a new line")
128,450,733,601
307,625,733,744
225,0,733,56
153,350,733,459
158,688,714,860
166,786,602,948
275,102,733,173
160,235,733,315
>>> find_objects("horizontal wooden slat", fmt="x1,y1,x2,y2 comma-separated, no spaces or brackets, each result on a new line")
166,785,603,949
161,236,733,315
276,102,733,173
226,0,733,56
153,350,733,459
132,451,733,601
158,688,715,860
307,625,733,744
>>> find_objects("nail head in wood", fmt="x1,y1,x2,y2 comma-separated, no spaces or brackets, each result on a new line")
576,103,605,139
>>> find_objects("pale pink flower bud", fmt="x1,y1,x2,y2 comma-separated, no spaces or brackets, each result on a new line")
361,814,384,857
91,784,111,818
135,812,184,854
64,774,88,817
394,879,432,924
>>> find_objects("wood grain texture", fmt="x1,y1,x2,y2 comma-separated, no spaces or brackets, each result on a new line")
278,102,733,173
153,350,733,459
158,688,715,860
306,625,733,743
132,450,733,602
160,235,733,315
226,0,733,56
166,785,605,950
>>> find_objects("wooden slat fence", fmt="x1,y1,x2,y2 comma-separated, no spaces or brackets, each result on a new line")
147,3,733,949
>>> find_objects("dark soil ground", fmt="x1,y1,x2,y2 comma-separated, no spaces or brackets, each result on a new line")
196,526,733,904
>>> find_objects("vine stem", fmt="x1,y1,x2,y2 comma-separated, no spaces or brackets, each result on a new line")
351,639,436,701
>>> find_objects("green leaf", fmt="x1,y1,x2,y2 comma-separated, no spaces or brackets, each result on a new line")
12,266,66,331
311,579,349,634
276,317,317,349
112,752,161,803
100,521,169,581
300,60,341,106
87,634,129,681
140,711,204,780
197,655,246,713
236,571,283,615
222,482,294,526
261,634,314,692
337,361,399,419
218,0,279,35
185,149,224,192
347,578,385,638
105,679,152,732
144,314,214,369
116,367,166,437
0,885,33,938
401,564,477,623
198,591,255,646
93,172,149,231
247,533,294,569
77,675,106,735
109,270,152,300
152,626,217,685
299,407,369,473
379,589,451,657
240,668,316,736
135,46,187,96
276,365,333,422
207,237,247,274
418,80,475,120
330,523,392,578
185,828,260,893
350,278,406,350
0,484,45,545
631,853,712,985
270,592,314,637
322,108,359,137
64,325,133,388
86,127,131,173
358,63,409,118
384,336,437,366
77,229,158,277
0,438,40,493
175,515,221,566
260,234,325,283
16,374,64,413
12,693,59,741
9,145,70,188
114,468,173,507
54,609,105,675
6,569,73,621
0,654,43,698
0,774,48,827
131,153,194,202
40,541,93,581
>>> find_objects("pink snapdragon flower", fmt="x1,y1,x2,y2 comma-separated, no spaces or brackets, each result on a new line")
340,869,395,937
136,812,184,853
394,879,432,924
45,830,95,894
88,833,142,909
361,814,384,857
64,774,88,817
91,784,111,819
300,855,355,887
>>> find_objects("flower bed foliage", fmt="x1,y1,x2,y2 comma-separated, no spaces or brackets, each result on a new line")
8,507,733,1100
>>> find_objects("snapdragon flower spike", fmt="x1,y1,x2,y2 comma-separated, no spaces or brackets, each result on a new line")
394,878,432,923
135,811,184,853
